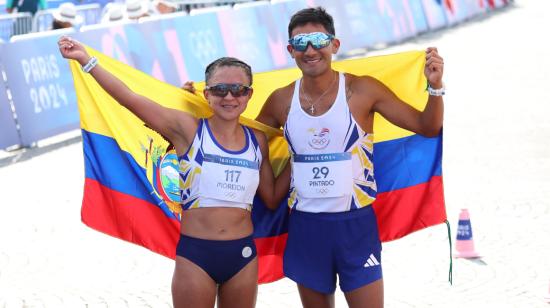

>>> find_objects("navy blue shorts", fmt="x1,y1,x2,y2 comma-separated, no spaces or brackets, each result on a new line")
176,233,257,284
283,206,382,293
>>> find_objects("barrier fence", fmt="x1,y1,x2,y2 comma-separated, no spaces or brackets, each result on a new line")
0,12,33,42
0,0,510,150
32,3,102,32
0,58,20,149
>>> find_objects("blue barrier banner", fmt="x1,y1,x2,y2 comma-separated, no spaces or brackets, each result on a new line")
253,0,306,69
489,0,508,9
123,21,188,86
360,0,396,46
0,40,20,150
2,0,493,146
1,34,79,145
171,13,227,81
406,0,429,34
384,0,419,42
443,0,474,25
462,0,488,17
323,0,379,51
217,7,274,73
0,82,20,150
311,0,424,48
76,24,135,66
309,0,363,53
421,0,447,30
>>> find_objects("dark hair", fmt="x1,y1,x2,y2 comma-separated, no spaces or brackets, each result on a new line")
52,19,72,30
204,57,252,86
288,7,335,38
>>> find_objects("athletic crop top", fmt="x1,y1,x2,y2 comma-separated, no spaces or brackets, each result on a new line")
284,73,377,213
178,118,262,211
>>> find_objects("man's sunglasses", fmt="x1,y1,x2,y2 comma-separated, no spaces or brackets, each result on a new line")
205,83,252,97
288,32,334,52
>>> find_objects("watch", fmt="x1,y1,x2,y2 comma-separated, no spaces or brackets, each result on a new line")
427,84,445,96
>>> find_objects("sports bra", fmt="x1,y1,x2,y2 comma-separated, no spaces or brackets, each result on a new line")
178,118,262,211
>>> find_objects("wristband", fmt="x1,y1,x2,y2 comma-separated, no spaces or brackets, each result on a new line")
427,83,445,96
82,57,98,73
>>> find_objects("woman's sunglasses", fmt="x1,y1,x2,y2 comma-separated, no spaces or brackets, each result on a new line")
205,83,252,97
288,32,334,52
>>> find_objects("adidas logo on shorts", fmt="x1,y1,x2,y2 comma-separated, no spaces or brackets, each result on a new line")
363,253,380,268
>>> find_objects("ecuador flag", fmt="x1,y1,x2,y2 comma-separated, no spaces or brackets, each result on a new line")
70,47,445,284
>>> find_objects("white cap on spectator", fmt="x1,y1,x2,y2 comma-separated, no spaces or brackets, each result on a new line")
154,0,177,9
126,0,150,19
101,4,125,23
53,3,83,25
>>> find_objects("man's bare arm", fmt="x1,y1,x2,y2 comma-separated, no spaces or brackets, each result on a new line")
364,77,442,137
255,84,294,129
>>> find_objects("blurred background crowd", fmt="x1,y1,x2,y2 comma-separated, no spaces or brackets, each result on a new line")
0,0,259,41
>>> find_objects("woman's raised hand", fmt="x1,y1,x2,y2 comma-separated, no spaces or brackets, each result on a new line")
58,36,90,65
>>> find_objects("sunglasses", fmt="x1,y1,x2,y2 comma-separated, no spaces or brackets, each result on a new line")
205,83,252,97
288,32,334,52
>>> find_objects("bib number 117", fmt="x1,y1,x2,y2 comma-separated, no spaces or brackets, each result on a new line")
225,170,241,182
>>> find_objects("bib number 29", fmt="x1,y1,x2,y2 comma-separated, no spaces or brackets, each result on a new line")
312,166,329,179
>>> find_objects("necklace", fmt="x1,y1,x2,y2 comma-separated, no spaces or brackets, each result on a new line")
300,72,337,115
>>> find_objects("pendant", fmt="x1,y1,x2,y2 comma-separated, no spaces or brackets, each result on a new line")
309,104,315,115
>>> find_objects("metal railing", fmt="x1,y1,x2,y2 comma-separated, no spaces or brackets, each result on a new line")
32,3,101,32
174,0,257,12
0,12,33,42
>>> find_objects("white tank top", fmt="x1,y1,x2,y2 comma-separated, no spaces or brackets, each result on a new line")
179,118,262,211
284,73,377,213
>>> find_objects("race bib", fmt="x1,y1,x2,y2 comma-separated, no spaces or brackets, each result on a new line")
199,154,260,204
292,152,352,198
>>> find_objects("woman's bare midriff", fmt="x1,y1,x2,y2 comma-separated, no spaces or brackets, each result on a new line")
180,206,253,240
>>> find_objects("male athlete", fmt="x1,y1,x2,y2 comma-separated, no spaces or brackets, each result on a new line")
255,7,444,308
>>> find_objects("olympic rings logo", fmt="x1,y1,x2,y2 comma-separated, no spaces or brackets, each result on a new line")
316,188,329,195
311,138,328,145
225,192,236,199
188,29,219,67
308,138,330,149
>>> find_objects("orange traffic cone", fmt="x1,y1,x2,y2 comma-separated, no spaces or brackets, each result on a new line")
453,209,480,258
